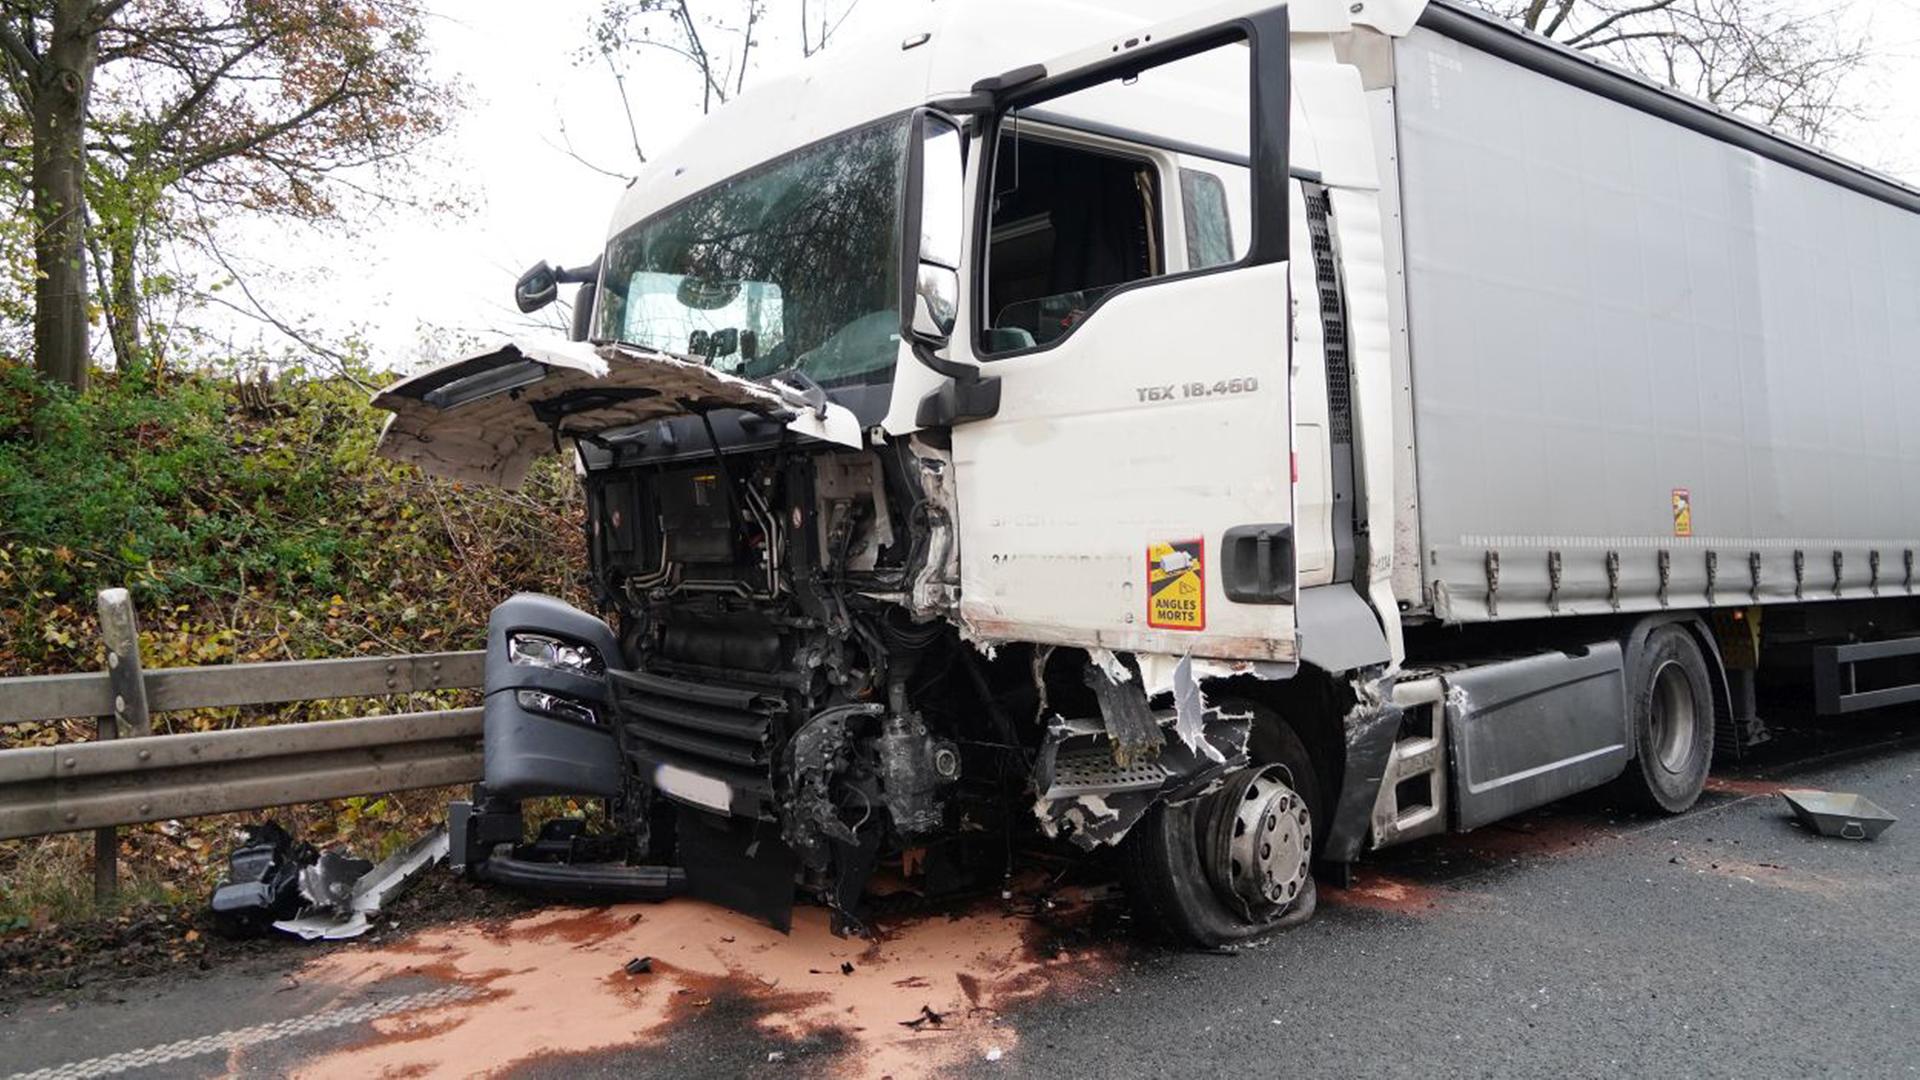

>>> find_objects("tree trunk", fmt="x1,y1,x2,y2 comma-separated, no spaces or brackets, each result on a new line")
30,0,98,392
104,222,142,376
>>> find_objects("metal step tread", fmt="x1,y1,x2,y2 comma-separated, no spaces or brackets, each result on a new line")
1044,746,1168,796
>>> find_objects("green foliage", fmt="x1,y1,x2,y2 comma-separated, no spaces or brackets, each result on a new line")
0,359,589,927
0,358,586,674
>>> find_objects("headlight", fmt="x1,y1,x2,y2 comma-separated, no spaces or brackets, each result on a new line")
507,632,606,676
515,689,602,727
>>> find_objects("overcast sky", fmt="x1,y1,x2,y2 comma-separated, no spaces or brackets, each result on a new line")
192,0,1920,374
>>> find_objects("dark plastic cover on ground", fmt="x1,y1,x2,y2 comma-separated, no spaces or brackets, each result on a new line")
209,822,315,938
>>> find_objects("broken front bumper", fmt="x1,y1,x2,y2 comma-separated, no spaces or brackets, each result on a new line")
482,594,625,800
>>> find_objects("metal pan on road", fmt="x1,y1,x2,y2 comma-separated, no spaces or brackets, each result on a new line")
1778,789,1898,841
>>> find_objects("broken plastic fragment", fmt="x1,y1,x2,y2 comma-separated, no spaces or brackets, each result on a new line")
208,821,316,939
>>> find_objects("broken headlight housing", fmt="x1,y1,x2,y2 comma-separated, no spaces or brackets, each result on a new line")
507,632,606,677
515,689,602,728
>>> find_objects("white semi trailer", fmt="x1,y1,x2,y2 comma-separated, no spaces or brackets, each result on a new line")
374,0,1920,944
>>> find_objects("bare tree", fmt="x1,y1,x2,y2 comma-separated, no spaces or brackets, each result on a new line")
588,0,767,123
1464,1,1869,145
799,0,860,59
578,0,860,181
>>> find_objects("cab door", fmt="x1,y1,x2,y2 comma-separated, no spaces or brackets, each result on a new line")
948,6,1298,662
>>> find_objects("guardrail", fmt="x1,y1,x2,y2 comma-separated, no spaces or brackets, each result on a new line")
0,589,485,902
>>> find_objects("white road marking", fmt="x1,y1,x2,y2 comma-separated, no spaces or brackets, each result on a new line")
7,983,480,1080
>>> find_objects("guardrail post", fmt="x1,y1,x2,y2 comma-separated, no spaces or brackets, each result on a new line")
92,588,150,905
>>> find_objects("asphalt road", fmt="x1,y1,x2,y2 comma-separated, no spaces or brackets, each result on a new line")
4,718,1916,1079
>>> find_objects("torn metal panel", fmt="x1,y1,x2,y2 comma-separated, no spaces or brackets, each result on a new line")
907,438,962,620
1168,656,1220,763
296,849,374,914
1320,675,1405,863
273,825,450,941
1135,652,1298,696
1031,710,1250,850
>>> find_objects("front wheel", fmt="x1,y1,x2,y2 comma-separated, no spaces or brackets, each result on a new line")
1120,710,1321,947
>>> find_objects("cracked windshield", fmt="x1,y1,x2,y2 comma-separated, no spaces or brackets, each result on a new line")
597,117,909,387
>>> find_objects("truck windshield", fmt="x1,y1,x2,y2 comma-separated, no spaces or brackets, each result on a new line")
597,117,910,388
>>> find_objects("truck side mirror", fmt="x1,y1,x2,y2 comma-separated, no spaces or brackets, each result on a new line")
906,112,964,345
515,261,560,314
902,108,1001,427
569,282,596,342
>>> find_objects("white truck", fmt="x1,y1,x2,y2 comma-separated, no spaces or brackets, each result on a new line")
374,0,1920,944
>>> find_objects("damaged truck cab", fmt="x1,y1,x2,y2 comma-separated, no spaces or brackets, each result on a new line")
374,0,1920,945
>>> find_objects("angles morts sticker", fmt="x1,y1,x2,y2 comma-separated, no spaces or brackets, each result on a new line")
1672,488,1693,538
1147,538,1206,631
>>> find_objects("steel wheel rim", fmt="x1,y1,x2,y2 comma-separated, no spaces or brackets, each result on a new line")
1205,765,1312,920
1650,659,1696,772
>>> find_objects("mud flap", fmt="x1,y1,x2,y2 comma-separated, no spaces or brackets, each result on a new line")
676,809,800,933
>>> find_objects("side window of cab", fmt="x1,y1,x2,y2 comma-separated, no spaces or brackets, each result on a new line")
976,36,1252,358
981,130,1164,353
1178,163,1250,270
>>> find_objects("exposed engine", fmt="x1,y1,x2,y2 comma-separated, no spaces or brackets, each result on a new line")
569,434,1020,930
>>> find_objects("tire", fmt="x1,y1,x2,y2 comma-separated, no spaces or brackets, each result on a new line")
1615,625,1715,814
1120,705,1322,947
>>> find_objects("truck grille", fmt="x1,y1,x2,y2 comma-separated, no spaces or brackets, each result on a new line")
609,668,784,816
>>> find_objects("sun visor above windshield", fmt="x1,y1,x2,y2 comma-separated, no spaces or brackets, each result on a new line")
372,338,859,488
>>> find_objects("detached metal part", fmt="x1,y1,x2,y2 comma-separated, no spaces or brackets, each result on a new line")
1779,789,1898,841
1033,709,1251,850
272,825,451,941
875,712,960,836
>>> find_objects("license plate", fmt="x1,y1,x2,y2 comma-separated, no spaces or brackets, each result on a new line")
653,763,733,814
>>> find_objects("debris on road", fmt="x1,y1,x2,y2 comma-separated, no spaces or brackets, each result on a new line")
625,956,653,975
209,822,316,938
900,1004,946,1029
273,825,451,940
1779,789,1898,841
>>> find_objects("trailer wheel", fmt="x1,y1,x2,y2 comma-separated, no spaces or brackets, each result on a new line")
1119,706,1321,947
1617,626,1715,814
